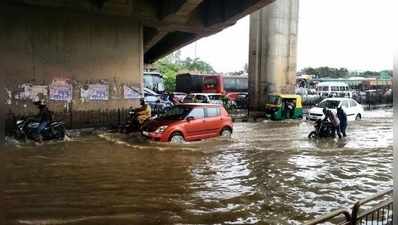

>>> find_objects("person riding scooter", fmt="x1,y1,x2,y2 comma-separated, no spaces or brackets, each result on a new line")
322,108,342,138
135,98,151,127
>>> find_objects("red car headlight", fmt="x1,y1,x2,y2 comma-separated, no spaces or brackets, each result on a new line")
155,126,168,133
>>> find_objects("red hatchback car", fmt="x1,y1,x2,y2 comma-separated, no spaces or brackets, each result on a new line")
141,104,233,143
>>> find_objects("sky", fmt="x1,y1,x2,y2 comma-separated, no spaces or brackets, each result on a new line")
179,0,397,73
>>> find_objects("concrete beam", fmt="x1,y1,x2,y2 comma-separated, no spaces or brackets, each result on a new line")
201,0,275,28
159,0,203,22
144,29,169,53
144,31,197,63
4,0,134,16
143,0,275,63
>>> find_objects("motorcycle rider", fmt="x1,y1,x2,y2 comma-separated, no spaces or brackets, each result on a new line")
135,98,151,127
322,108,342,138
34,101,52,141
337,106,348,137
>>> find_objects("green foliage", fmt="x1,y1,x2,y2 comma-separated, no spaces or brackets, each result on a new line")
154,51,215,92
301,67,349,79
301,67,392,79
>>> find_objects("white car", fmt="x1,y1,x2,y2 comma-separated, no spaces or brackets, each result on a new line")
183,93,224,105
307,98,364,121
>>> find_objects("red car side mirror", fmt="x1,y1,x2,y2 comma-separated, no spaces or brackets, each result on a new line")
186,116,194,122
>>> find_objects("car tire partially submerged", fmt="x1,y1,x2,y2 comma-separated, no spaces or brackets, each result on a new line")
220,127,232,138
169,132,185,144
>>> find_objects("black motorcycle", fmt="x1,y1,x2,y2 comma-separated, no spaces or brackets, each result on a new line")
308,119,336,139
120,108,157,134
15,118,66,142
120,108,141,134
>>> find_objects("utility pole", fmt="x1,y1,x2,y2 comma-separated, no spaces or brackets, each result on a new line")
0,78,5,145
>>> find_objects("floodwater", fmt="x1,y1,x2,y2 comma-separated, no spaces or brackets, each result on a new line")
1,109,393,225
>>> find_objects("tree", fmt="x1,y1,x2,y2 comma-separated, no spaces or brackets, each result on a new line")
154,53,216,92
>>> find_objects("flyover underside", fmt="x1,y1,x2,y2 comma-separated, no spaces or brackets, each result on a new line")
248,0,299,110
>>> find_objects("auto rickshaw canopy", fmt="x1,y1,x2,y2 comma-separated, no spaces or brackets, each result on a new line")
266,94,303,108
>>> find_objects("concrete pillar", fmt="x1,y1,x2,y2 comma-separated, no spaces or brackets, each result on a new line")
0,4,143,116
248,0,299,110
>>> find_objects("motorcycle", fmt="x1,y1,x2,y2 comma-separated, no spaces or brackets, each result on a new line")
120,108,156,134
15,118,66,142
308,119,336,139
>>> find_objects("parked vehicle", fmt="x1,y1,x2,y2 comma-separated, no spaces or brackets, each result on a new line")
144,88,173,115
144,71,165,94
265,94,303,120
308,119,336,139
316,82,352,98
15,118,65,141
234,92,248,109
175,73,204,93
141,104,233,143
183,93,224,105
170,92,187,102
307,98,364,121
175,73,248,101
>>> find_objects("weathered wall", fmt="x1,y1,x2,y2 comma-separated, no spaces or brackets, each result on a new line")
248,0,299,110
0,4,143,115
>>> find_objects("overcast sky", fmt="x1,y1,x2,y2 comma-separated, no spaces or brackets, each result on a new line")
180,0,397,73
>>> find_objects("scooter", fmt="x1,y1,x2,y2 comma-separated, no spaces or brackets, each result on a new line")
308,119,336,139
15,118,66,142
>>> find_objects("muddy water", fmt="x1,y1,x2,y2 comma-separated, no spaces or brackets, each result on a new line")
1,109,392,225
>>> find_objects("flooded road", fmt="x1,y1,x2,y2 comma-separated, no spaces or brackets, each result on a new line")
1,109,393,225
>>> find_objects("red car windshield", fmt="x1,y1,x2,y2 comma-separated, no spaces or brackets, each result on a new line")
159,105,193,120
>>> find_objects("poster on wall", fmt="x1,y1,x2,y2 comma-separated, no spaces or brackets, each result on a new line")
80,84,109,101
49,80,73,101
15,84,32,100
14,84,48,102
31,85,48,102
123,85,141,99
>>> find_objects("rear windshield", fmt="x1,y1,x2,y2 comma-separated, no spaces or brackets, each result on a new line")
159,105,192,120
183,95,194,102
318,100,340,109
208,95,222,100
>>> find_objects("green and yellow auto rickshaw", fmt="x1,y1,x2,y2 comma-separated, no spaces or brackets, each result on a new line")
265,94,303,120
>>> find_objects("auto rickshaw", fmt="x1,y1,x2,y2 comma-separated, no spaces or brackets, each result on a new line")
265,94,303,120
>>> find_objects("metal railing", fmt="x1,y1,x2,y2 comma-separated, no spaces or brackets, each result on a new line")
305,189,393,225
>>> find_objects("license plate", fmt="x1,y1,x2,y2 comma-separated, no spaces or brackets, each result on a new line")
142,131,149,136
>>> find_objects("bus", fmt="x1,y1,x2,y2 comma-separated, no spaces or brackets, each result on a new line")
144,71,165,94
175,73,248,100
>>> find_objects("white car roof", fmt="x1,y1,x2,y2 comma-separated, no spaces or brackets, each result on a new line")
317,82,349,87
189,93,222,96
321,97,355,102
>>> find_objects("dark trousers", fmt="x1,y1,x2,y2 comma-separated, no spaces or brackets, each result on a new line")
340,123,347,137
333,125,342,138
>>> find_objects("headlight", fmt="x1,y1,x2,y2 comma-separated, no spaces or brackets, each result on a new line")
155,126,168,133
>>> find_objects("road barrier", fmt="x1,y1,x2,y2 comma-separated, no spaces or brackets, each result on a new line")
305,189,393,225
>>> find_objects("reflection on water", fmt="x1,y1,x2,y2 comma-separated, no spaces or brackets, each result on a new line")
1,109,392,225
